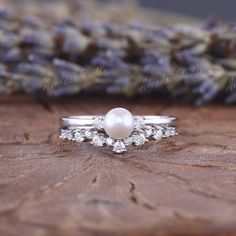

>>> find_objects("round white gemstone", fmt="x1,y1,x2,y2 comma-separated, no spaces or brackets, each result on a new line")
106,137,114,146
144,126,153,138
124,136,133,146
133,133,146,146
164,127,176,137
93,117,104,129
104,108,134,139
153,129,163,140
73,130,85,142
92,135,105,146
85,130,93,139
60,130,73,140
134,116,145,130
113,140,126,153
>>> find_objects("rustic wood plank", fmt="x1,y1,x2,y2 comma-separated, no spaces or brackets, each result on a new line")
0,95,236,236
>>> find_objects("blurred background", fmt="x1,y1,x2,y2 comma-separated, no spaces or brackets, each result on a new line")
138,0,235,22
0,0,235,105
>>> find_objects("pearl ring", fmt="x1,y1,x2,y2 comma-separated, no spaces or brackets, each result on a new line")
59,108,177,153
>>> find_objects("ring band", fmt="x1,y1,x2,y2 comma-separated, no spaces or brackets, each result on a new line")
61,115,176,128
59,108,177,154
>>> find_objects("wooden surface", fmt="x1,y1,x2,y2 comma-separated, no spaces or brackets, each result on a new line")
0,95,236,236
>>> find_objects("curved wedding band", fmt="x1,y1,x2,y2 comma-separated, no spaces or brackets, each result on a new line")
59,107,177,154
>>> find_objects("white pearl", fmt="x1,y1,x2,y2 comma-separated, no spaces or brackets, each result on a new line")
104,108,134,139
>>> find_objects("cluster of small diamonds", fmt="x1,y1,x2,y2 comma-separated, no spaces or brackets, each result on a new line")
59,117,177,154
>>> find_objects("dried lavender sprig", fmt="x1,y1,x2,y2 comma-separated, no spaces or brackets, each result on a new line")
0,6,236,105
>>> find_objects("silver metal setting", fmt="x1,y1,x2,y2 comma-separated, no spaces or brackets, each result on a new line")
59,114,177,154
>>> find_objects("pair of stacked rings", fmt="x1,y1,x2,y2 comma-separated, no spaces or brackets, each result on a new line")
59,108,177,153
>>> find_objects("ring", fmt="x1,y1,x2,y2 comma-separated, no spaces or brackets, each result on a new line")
59,107,177,154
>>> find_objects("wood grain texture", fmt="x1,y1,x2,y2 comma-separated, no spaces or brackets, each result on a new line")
0,95,236,236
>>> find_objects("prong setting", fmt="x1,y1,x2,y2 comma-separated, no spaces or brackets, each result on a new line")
59,124,177,153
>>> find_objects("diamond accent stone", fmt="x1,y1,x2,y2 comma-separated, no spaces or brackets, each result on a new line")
133,133,146,146
85,130,94,139
164,127,176,137
73,130,85,142
113,140,126,153
124,136,133,146
91,135,105,146
60,129,73,140
144,126,153,138
153,128,163,140
93,117,104,129
106,137,114,146
134,116,145,130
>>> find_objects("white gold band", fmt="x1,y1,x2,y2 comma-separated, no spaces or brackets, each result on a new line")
61,115,176,128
